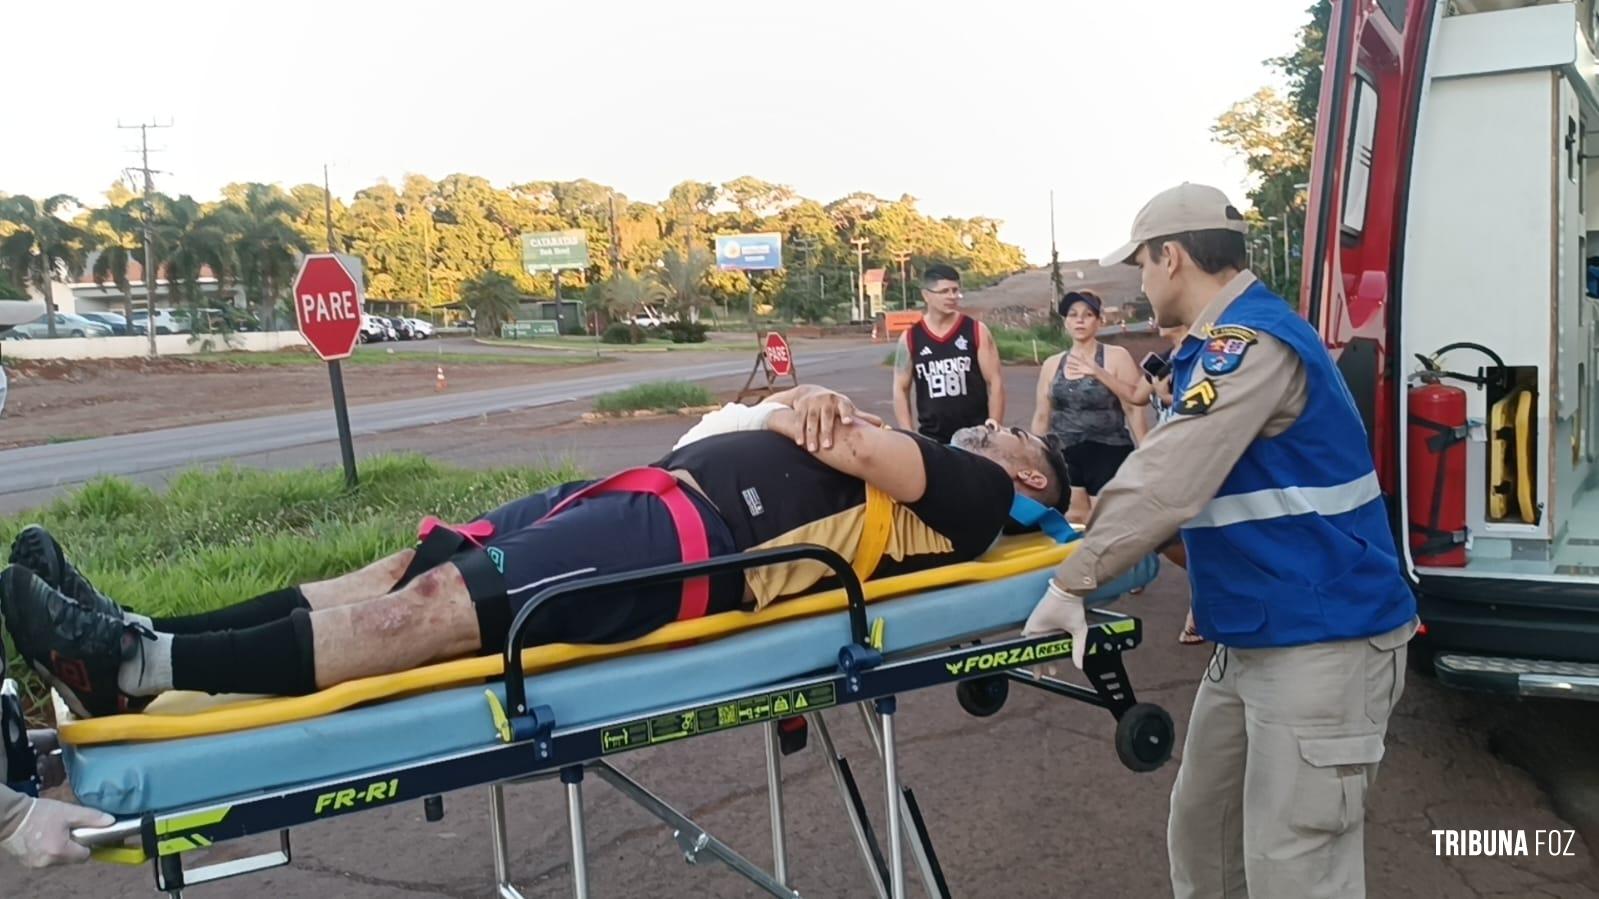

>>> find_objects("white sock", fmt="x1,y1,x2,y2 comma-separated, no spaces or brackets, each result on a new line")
117,631,174,697
124,611,154,631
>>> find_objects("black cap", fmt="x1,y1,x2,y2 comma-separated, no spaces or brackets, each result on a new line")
1058,290,1102,318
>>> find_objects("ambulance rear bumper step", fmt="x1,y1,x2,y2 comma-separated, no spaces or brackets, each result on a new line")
1435,653,1599,701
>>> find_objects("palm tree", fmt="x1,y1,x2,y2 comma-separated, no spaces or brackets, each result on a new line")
0,195,87,338
215,184,308,330
459,270,522,335
660,246,712,322
86,199,145,325
153,195,234,319
599,270,668,321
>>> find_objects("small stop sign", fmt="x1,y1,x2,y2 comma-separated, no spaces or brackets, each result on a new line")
763,332,793,378
293,254,364,361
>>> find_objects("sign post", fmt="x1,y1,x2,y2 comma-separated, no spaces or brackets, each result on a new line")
737,331,800,403
522,230,591,344
292,253,364,488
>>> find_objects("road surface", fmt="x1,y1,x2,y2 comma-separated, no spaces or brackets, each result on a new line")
0,345,879,510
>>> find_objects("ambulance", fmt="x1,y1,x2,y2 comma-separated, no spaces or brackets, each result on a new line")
1306,0,1599,698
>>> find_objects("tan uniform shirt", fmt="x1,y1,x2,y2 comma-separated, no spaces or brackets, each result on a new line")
1055,271,1310,593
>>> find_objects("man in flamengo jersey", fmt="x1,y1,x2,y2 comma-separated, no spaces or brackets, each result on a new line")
892,263,1005,443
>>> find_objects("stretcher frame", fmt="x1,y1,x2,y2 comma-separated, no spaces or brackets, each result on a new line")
55,544,1171,898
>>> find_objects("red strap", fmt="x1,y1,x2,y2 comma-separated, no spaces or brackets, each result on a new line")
417,516,496,544
535,468,712,620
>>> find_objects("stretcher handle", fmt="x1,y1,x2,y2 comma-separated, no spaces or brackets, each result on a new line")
502,544,866,718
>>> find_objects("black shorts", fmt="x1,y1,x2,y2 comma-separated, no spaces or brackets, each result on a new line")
468,479,744,652
1061,441,1134,496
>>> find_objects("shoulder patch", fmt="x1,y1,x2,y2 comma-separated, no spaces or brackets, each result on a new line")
1200,325,1258,376
1175,378,1218,416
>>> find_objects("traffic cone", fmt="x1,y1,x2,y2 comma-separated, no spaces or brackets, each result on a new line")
435,365,447,392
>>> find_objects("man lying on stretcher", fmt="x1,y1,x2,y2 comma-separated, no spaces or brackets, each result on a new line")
0,385,1073,718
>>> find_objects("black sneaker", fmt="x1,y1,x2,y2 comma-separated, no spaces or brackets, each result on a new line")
7,525,125,621
0,565,147,718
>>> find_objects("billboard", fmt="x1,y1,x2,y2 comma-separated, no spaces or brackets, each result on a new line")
715,233,783,271
521,230,590,272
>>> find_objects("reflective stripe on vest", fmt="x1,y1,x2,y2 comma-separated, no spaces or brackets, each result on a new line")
1183,471,1381,530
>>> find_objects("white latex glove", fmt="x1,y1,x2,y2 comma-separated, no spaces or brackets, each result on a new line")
1022,580,1090,669
0,795,113,868
672,402,787,450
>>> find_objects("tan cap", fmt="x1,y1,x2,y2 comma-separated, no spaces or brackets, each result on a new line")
1099,183,1249,268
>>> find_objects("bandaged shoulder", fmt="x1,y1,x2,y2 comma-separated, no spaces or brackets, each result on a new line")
672,401,788,449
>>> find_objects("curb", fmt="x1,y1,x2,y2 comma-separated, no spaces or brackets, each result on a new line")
580,404,721,423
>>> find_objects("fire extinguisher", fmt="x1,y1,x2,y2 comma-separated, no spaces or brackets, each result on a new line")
1407,343,1505,567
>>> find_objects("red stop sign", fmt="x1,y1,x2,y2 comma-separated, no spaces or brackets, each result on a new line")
293,254,364,361
763,332,793,377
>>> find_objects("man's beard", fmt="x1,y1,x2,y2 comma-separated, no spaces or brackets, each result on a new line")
950,426,989,451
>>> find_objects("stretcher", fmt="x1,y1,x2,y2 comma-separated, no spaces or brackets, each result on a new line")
15,535,1169,899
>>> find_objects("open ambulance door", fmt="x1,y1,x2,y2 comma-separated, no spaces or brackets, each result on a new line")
1302,0,1440,498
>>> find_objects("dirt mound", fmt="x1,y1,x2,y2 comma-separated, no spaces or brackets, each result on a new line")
3,353,306,384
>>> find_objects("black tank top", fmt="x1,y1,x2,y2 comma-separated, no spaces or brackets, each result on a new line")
908,314,989,444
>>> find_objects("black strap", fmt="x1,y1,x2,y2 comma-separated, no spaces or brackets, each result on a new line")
1410,414,1468,556
392,526,476,592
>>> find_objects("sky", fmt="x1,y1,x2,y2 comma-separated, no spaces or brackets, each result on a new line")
1,0,1308,265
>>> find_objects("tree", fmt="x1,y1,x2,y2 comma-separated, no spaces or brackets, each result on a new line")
0,194,87,337
659,246,713,321
215,183,308,329
86,196,146,324
153,194,233,316
1212,0,1329,296
459,269,522,336
598,270,667,320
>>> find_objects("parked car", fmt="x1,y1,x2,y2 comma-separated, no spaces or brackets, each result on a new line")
78,311,147,336
405,318,435,339
384,316,415,340
359,314,392,343
130,309,186,334
4,313,114,339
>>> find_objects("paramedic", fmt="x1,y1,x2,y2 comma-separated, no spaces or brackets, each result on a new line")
0,785,108,869
1020,183,1417,899
2,385,1072,718
893,263,1005,443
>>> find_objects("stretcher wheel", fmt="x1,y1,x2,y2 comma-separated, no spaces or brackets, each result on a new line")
956,675,1009,717
1115,703,1174,773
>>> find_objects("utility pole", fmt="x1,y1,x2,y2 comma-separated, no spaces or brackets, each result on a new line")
119,120,172,357
850,236,868,322
322,164,336,252
891,250,911,309
607,192,622,276
1264,218,1280,286
1281,214,1292,292
1049,190,1065,319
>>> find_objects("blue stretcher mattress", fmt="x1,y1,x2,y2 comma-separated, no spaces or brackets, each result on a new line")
65,556,1160,816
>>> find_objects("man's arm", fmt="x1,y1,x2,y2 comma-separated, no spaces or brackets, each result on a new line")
1108,349,1150,445
765,400,930,503
1031,354,1059,435
1052,335,1307,594
977,322,1004,423
892,333,916,431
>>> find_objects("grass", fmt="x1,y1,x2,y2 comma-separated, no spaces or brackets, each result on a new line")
591,381,713,415
198,349,600,368
880,325,1070,367
991,325,1070,365
482,336,750,353
0,454,582,722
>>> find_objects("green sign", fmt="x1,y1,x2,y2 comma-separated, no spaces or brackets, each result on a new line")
521,230,589,272
501,320,559,339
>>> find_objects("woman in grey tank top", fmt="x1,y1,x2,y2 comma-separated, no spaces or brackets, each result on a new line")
1030,291,1148,522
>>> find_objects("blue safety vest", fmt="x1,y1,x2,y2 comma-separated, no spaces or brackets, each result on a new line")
1172,282,1415,648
